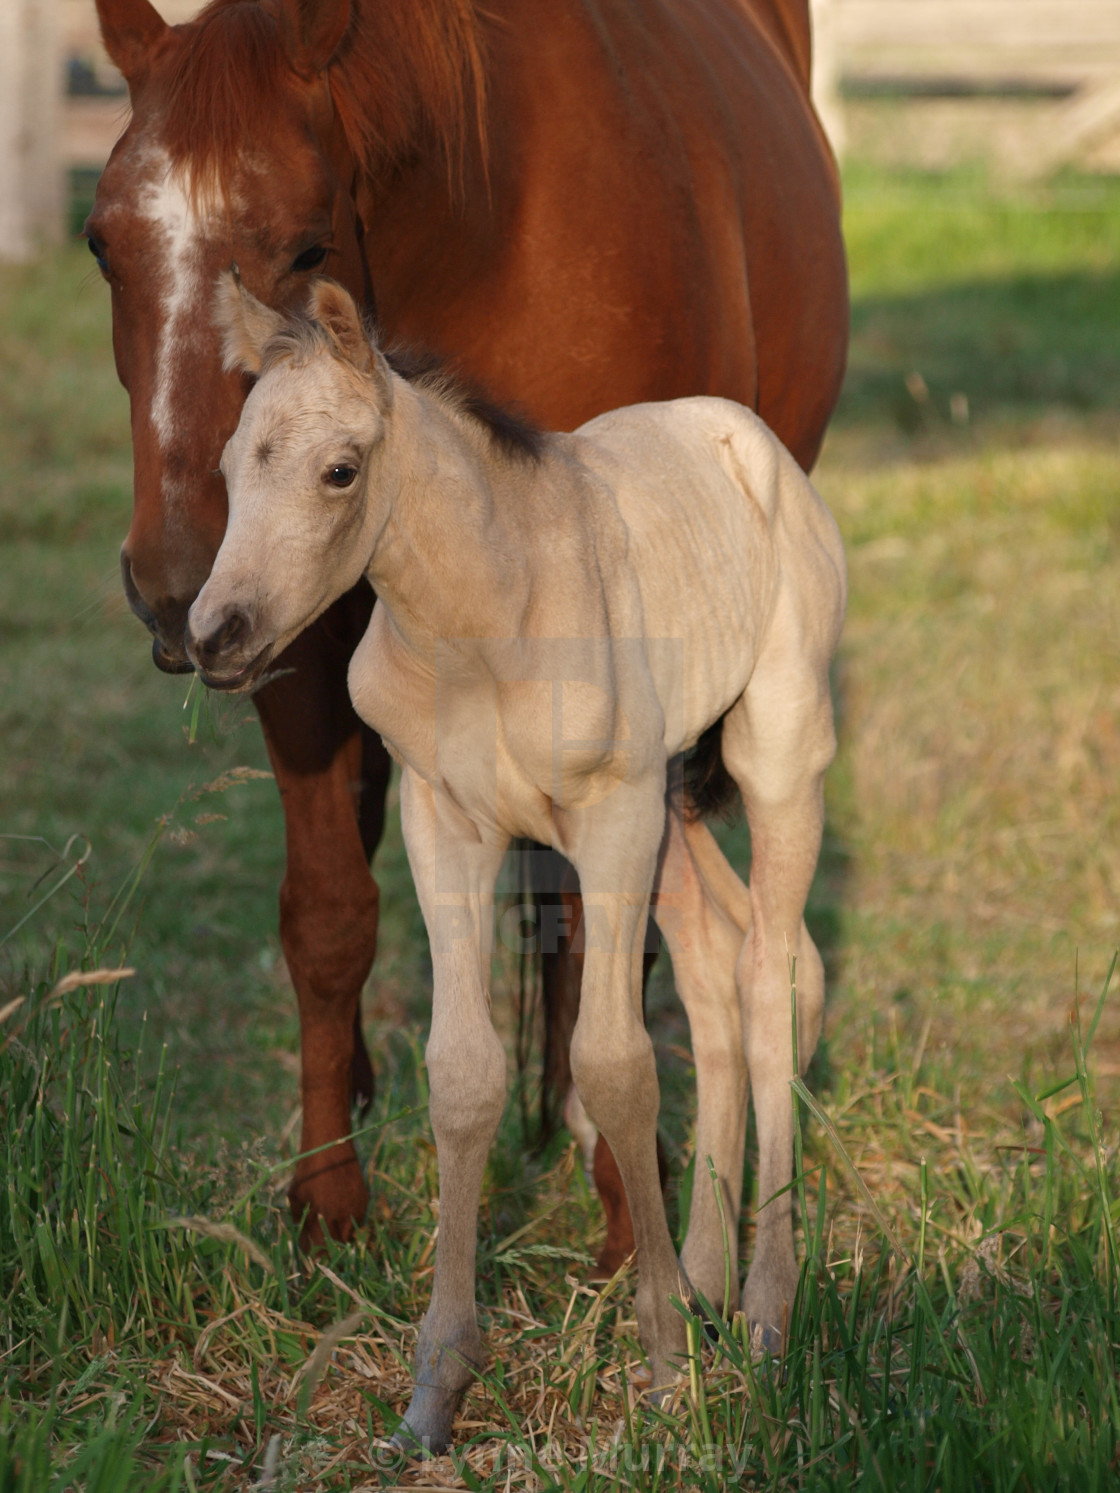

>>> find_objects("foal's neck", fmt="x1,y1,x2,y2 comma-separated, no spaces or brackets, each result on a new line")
365,379,529,653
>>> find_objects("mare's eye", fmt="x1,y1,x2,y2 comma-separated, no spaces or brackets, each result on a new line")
325,464,358,489
87,234,109,276
292,244,329,273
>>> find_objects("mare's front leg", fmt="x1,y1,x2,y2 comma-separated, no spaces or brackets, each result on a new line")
393,769,510,1455
565,778,690,1393
252,588,392,1248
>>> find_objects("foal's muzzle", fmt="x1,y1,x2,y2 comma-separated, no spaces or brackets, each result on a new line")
184,605,273,692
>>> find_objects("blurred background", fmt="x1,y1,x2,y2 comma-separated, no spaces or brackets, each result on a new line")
2,0,1118,1163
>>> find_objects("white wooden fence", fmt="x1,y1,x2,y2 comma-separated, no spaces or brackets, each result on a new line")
0,0,63,260
819,1,1120,174
3,0,1120,262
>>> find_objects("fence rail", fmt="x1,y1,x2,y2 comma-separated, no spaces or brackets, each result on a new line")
835,0,1120,85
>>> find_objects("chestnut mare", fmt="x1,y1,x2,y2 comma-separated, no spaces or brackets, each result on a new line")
87,0,847,1262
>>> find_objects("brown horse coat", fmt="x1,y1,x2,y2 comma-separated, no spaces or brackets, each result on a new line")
88,0,847,1256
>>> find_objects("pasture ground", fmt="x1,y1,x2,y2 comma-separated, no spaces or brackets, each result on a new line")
1,162,1119,1489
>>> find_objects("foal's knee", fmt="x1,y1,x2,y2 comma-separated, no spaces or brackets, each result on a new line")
426,1024,507,1143
570,1011,658,1137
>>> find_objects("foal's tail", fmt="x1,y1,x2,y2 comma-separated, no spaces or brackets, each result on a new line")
683,716,738,822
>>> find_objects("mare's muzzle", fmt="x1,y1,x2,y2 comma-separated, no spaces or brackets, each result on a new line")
120,552,197,674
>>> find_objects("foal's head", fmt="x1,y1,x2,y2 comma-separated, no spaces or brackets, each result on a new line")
186,276,393,690
88,0,485,672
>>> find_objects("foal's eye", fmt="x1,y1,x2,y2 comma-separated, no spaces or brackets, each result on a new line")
291,244,329,273
325,464,358,489
86,234,109,276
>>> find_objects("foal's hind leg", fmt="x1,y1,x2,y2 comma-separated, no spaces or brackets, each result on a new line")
652,804,751,1314
721,628,837,1348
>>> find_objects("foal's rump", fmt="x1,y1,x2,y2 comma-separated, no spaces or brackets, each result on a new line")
574,397,843,761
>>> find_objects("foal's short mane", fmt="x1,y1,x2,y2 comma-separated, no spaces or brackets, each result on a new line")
161,0,486,194
260,315,544,465
386,347,545,465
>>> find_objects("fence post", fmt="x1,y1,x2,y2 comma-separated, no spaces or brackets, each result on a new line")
0,0,64,262
811,0,846,161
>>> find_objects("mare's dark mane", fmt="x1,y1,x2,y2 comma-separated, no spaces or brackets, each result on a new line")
161,0,486,191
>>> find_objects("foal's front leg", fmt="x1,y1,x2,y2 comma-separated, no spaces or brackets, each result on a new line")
565,780,690,1393
393,769,510,1455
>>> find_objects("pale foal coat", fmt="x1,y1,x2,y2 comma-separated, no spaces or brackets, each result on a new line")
187,278,846,1454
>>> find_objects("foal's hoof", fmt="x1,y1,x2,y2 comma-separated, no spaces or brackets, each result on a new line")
628,1360,685,1409
390,1384,462,1458
743,1318,784,1361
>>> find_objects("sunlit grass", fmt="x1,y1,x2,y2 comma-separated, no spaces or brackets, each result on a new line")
2,161,1119,1486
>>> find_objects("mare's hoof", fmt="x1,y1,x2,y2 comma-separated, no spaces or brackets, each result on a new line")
289,1165,368,1253
587,1246,635,1287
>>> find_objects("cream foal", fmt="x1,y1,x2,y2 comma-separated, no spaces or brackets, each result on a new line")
187,277,846,1453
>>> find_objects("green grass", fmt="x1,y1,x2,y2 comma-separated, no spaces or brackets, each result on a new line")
2,162,1119,1487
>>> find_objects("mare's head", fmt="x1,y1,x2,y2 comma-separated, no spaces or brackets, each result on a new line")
186,275,393,690
88,0,483,671
88,0,366,670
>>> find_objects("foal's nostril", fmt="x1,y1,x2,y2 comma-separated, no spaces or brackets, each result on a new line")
211,608,250,654
189,606,252,669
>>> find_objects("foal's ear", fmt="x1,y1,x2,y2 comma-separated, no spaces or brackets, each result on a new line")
308,280,391,397
308,279,368,365
273,0,350,78
95,0,169,83
214,270,287,376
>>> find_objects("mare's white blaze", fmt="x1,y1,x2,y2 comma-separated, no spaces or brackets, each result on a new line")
139,156,213,472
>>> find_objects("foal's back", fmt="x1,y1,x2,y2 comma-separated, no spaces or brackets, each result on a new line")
555,397,844,756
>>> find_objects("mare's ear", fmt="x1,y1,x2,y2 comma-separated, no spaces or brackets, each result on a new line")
95,0,169,82
214,270,287,376
308,281,393,402
272,0,350,77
